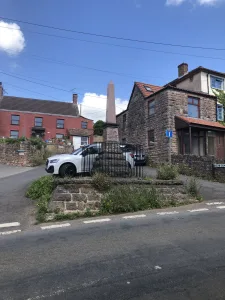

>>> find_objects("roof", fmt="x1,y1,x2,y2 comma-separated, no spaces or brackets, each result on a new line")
68,128,93,136
176,116,225,130
0,96,79,116
116,109,127,118
135,82,162,98
146,85,216,100
167,66,225,87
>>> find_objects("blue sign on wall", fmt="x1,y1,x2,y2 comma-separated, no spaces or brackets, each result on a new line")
166,130,173,138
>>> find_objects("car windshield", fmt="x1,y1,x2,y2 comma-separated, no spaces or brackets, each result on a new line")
72,148,84,155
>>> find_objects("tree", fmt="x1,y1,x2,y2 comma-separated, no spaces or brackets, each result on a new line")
213,89,225,106
94,120,105,136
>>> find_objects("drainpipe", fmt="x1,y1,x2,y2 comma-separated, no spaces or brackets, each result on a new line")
189,126,192,154
207,73,210,95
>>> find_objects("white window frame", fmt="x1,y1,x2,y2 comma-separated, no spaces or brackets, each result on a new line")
81,136,88,146
211,75,224,90
10,130,19,139
56,134,64,139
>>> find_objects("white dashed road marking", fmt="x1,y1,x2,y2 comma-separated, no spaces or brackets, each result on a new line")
41,223,71,230
188,208,209,212
83,218,111,224
157,211,179,215
0,230,21,235
0,222,20,228
216,206,225,209
123,214,146,219
206,202,224,206
154,266,162,270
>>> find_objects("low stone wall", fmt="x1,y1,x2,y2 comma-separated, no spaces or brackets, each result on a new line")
172,154,225,182
0,142,45,166
49,178,193,214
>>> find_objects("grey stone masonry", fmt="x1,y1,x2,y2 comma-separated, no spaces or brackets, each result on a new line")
49,177,196,214
117,86,217,164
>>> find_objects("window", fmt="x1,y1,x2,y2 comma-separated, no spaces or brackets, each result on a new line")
123,114,126,129
208,131,215,156
188,97,200,118
211,76,224,90
57,119,64,129
35,117,43,127
148,130,155,145
217,104,224,121
11,115,20,125
81,121,88,129
56,134,64,139
10,130,19,139
144,85,152,92
178,130,206,156
81,136,88,146
148,100,155,116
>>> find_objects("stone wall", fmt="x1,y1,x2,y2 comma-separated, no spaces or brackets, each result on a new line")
46,143,73,154
172,154,225,182
49,178,193,214
117,86,217,164
0,142,45,166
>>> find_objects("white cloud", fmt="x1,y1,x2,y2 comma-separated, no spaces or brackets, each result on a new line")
197,0,222,5
166,0,223,5
0,21,25,55
166,0,186,5
80,92,128,122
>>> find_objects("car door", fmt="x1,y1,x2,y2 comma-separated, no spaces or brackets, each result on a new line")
81,146,99,172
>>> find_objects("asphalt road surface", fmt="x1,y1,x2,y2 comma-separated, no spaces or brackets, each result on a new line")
0,166,46,228
1,208,225,299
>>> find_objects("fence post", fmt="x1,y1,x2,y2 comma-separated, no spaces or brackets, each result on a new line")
212,163,215,179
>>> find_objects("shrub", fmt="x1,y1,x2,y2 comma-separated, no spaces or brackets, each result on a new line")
186,177,201,199
30,154,45,166
26,176,55,200
92,172,112,192
157,164,178,180
29,137,45,150
100,185,164,214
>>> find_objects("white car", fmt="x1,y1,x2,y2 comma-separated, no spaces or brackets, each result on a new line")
45,144,135,177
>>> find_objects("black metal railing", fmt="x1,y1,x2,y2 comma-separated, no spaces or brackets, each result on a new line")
80,142,144,178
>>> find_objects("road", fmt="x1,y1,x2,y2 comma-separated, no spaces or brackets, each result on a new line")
1,207,225,299
0,166,46,229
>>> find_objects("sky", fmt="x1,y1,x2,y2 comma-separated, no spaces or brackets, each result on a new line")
0,0,225,121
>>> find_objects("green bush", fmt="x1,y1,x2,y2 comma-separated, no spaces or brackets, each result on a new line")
30,154,45,166
186,177,201,199
26,176,55,200
157,164,178,180
100,185,164,214
92,172,112,192
29,137,45,150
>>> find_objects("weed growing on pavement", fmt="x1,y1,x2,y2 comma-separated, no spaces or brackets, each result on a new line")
185,177,202,200
157,164,178,180
26,176,55,222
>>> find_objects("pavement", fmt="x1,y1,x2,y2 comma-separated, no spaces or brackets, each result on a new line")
144,166,225,200
0,164,33,179
1,202,225,299
0,166,46,229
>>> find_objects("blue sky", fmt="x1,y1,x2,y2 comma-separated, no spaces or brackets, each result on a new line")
0,0,225,121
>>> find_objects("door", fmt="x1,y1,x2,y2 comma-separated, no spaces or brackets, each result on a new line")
73,136,81,150
81,145,100,172
216,132,225,160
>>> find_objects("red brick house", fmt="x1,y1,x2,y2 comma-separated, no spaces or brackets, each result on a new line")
0,82,93,149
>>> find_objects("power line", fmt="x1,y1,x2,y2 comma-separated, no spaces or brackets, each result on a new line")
0,70,70,92
1,16,225,51
1,25,225,61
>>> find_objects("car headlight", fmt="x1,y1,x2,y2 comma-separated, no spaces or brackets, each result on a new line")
49,159,59,163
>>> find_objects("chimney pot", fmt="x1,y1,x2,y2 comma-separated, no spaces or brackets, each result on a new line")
73,93,78,105
178,63,188,77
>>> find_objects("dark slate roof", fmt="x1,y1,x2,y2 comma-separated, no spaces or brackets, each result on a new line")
0,96,79,116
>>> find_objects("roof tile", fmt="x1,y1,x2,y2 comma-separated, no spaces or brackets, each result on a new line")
135,82,162,98
177,116,225,129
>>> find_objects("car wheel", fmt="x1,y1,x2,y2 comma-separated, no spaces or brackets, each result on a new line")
59,163,76,177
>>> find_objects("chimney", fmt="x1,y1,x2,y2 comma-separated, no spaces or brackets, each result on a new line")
0,82,3,99
72,93,78,105
178,63,188,77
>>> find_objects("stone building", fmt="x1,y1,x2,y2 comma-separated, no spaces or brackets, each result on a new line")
117,64,225,163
